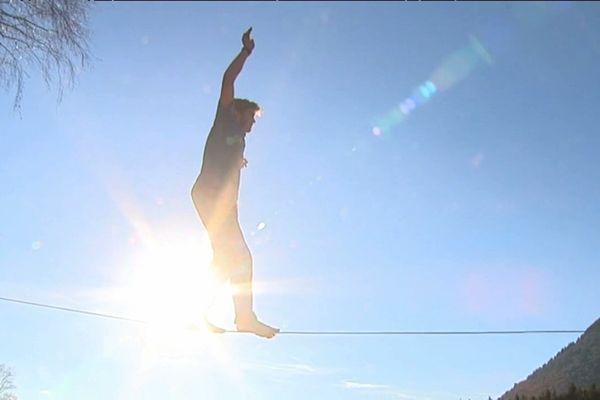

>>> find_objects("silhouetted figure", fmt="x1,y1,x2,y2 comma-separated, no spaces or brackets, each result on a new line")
191,28,279,339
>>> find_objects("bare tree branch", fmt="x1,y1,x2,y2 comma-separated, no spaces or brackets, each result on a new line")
0,0,91,111
0,364,16,400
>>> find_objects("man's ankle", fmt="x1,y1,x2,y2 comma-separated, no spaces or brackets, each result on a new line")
235,311,257,326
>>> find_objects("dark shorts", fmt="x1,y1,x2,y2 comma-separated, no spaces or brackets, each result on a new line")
192,183,251,281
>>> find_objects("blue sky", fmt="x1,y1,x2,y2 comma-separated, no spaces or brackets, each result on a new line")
1,2,599,399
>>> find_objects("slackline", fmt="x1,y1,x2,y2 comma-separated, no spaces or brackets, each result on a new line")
0,296,584,336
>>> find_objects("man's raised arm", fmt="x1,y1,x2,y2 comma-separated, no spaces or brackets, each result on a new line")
219,27,255,108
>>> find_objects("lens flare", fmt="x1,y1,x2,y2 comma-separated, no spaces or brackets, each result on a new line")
425,81,437,94
372,34,492,137
372,2,573,137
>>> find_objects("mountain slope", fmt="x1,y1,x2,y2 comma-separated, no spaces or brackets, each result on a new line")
500,318,600,400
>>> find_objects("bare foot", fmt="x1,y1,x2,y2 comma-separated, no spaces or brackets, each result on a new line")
236,315,279,339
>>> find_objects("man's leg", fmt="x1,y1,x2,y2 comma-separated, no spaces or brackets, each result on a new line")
191,187,231,332
216,212,278,338
192,187,277,338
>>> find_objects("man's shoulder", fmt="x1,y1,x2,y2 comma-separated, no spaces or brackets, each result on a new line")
217,99,235,116
212,101,236,126
208,103,237,140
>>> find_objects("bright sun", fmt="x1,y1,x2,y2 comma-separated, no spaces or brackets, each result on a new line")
117,224,233,361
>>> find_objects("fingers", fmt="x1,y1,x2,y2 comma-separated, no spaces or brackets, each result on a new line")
242,27,254,51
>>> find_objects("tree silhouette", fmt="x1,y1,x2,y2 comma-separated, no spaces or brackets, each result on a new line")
506,384,600,400
0,0,91,110
0,364,16,400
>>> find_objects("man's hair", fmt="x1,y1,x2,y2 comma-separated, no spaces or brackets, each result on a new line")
233,98,260,114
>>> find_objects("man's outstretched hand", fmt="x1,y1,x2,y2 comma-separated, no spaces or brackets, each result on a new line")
242,27,255,54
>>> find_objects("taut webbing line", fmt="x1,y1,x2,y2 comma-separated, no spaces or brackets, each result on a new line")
1,296,585,336
1,295,147,324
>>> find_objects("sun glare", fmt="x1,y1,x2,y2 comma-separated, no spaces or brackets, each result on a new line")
118,225,232,361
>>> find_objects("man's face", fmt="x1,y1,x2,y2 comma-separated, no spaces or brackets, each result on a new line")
237,108,257,134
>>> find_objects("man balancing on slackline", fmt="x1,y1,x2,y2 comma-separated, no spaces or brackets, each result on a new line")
191,28,279,339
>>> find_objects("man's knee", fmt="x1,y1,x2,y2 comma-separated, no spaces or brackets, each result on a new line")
191,178,201,199
191,183,202,213
231,248,253,272
216,248,252,281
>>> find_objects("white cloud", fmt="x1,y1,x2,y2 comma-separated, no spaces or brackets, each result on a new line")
343,380,390,390
341,380,419,400
242,360,335,376
470,152,485,169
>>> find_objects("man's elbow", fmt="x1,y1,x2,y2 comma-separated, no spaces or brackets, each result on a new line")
222,69,235,84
